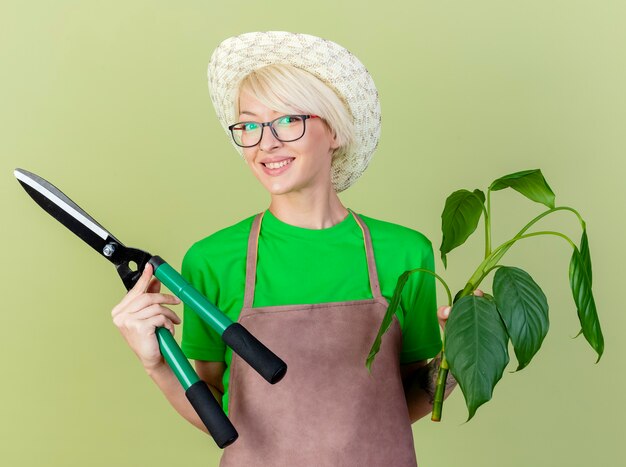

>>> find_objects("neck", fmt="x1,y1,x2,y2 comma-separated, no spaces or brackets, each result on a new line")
268,185,349,229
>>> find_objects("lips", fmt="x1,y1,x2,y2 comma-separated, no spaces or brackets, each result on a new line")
260,157,294,176
263,158,294,169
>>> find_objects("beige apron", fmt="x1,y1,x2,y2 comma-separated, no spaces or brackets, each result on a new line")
220,209,418,467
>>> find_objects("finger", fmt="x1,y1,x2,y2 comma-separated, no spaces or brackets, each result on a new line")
113,266,152,315
127,293,182,314
437,305,452,329
438,305,452,320
131,303,182,325
146,315,176,336
146,277,162,294
117,263,154,309
132,262,154,295
473,289,484,297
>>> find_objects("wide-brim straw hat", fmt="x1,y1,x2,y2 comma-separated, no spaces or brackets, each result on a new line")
207,31,381,193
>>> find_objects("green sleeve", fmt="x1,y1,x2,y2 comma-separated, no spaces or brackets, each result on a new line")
399,237,443,364
180,243,227,362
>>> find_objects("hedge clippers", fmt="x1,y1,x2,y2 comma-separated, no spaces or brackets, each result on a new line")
14,168,288,448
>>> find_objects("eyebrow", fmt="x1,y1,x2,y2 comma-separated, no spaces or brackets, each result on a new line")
239,110,257,117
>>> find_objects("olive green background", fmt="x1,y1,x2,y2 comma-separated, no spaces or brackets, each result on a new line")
1,1,624,466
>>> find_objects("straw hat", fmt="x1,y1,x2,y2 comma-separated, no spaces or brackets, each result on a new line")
207,31,381,192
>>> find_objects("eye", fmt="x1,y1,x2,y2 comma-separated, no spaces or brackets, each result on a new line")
233,122,259,132
276,115,302,126
242,122,259,131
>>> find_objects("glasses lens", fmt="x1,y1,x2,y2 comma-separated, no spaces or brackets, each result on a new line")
272,116,306,142
231,122,262,147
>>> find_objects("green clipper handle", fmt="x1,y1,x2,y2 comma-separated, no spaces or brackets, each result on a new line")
148,256,288,385
156,328,238,448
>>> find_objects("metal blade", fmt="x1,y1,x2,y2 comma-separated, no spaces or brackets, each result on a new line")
14,168,123,255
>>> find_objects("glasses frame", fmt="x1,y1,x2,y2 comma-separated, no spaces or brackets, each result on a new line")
228,114,320,148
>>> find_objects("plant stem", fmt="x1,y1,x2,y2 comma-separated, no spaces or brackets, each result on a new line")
456,229,577,302
425,270,454,422
514,230,577,249
481,264,505,277
517,206,585,236
388,268,454,420
456,205,584,300
485,189,492,258
431,353,449,421
405,268,453,306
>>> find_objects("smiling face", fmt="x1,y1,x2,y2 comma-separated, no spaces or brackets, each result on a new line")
238,91,339,196
230,63,355,195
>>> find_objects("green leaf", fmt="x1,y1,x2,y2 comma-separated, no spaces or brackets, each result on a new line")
579,228,592,285
489,169,555,209
569,229,604,361
440,189,485,268
366,270,410,371
493,266,549,371
444,295,510,421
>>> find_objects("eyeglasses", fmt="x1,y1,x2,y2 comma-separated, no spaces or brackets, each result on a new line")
228,114,320,148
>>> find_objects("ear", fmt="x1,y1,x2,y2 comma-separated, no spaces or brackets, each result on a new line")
329,129,340,150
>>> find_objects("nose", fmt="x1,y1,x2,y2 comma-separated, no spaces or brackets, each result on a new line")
258,125,282,152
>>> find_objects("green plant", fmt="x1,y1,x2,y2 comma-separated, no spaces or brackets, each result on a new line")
366,169,603,421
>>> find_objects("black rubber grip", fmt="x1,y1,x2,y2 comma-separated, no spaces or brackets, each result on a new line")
186,380,238,448
148,255,165,270
222,323,288,384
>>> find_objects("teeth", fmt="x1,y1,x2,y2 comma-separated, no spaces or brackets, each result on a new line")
265,159,293,169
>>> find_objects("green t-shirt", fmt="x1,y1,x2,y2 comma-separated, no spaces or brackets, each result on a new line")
181,208,442,414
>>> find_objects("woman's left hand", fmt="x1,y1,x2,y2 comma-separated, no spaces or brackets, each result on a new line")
437,289,484,330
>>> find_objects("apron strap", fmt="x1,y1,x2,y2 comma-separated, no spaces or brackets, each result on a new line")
348,209,383,300
243,209,383,309
243,211,265,309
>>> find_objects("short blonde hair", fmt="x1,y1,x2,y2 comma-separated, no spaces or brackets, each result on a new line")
233,63,355,162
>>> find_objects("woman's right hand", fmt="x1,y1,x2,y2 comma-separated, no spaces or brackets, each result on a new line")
111,263,182,371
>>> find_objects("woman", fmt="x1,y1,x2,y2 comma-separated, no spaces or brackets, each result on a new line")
112,31,476,466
